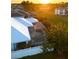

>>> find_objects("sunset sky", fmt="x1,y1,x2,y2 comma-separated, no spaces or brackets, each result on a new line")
11,0,68,4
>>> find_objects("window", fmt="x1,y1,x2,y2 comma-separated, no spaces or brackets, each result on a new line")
11,43,16,51
11,42,27,51
16,42,27,50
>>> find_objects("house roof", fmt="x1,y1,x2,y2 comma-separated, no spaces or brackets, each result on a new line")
11,4,32,17
33,22,45,30
11,9,31,17
26,17,39,23
11,17,31,43
13,17,33,27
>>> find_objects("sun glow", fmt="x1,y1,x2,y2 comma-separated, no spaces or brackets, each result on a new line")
40,0,50,4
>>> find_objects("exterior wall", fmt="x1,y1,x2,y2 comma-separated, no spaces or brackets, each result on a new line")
31,31,45,46
28,26,45,46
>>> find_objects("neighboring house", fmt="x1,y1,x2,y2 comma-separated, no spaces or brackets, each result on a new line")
55,7,68,16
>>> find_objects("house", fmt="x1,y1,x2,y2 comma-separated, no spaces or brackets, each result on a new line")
55,7,68,16
26,17,39,24
11,17,33,51
11,4,46,58
11,17,46,58
11,16,44,59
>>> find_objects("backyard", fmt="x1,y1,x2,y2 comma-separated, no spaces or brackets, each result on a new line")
12,3,68,59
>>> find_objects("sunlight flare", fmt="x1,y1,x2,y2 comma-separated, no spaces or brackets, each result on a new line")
40,0,50,4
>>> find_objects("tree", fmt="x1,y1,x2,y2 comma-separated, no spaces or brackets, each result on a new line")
21,0,33,5
21,1,26,5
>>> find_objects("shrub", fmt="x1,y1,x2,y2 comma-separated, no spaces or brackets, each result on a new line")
43,23,68,59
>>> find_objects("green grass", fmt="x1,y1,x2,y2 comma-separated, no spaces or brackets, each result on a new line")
48,16,68,24
35,13,68,32
34,12,68,25
48,16,68,32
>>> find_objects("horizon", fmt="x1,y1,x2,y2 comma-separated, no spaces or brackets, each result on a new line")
11,0,68,4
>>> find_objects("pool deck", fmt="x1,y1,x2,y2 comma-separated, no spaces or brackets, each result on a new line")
11,46,43,59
